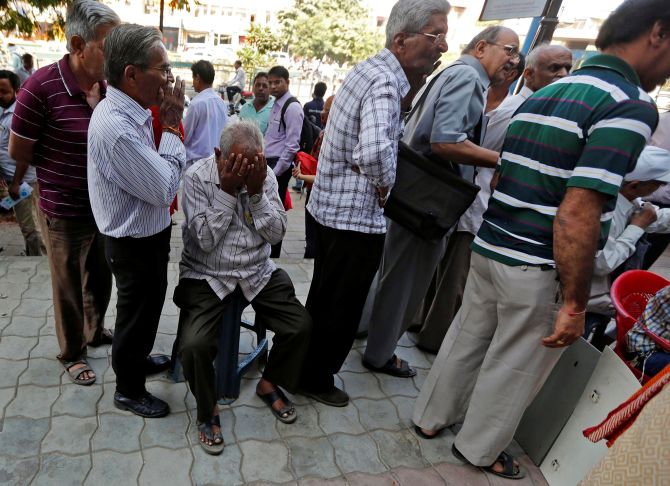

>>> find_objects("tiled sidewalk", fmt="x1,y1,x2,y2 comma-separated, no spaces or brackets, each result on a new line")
0,194,550,485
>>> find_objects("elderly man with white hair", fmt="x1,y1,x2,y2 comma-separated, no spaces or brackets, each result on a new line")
174,120,312,455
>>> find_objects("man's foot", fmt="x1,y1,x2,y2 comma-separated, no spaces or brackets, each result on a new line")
114,391,169,418
88,328,114,347
198,407,224,455
452,444,526,480
299,386,349,407
413,424,442,439
256,379,297,424
61,360,96,386
144,354,171,375
362,355,416,378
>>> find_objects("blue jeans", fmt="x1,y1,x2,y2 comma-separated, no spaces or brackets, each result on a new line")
643,351,670,377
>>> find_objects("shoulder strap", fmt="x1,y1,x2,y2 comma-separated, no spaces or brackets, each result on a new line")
279,96,299,132
405,61,465,124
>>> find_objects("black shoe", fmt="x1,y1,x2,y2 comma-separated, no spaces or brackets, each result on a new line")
145,354,171,375
299,386,349,407
114,391,170,418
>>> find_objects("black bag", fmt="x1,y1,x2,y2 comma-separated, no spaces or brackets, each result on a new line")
280,96,322,153
384,142,480,241
384,65,481,241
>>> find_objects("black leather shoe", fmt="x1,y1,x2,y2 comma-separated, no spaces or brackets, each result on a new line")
114,391,170,418
299,386,349,407
145,355,171,375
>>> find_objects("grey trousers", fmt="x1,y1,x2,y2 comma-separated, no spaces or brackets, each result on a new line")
361,220,446,367
413,252,565,466
416,231,474,352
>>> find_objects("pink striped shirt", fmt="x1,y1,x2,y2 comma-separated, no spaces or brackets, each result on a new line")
11,54,105,218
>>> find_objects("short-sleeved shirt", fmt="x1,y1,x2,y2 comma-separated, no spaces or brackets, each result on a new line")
0,101,36,183
11,55,104,219
239,96,274,135
473,54,659,267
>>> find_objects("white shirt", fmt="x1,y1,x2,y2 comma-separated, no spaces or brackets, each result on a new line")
88,86,185,238
179,155,286,301
228,67,246,89
184,87,228,165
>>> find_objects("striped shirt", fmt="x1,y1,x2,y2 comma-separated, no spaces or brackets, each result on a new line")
474,54,659,266
87,86,185,238
307,48,409,234
178,156,286,301
11,55,104,219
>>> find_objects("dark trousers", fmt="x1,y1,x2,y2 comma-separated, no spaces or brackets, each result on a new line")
105,226,171,398
44,215,112,362
643,351,670,377
301,221,385,392
174,269,311,423
268,157,293,258
226,86,241,102
304,191,316,258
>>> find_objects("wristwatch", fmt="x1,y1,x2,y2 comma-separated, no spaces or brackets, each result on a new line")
249,193,262,205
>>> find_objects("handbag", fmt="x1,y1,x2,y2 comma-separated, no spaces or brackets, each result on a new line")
384,64,481,241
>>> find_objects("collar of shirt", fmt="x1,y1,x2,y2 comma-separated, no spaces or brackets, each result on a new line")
0,100,16,117
194,87,217,99
458,54,491,91
249,95,274,112
56,54,107,98
106,86,153,127
518,85,534,100
379,48,410,98
579,54,642,87
272,91,294,111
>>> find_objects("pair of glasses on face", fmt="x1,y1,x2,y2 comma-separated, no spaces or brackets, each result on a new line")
488,42,520,58
414,32,447,46
145,65,173,76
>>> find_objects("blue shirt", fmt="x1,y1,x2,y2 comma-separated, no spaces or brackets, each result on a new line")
0,101,36,183
88,86,185,238
184,87,228,165
239,96,274,135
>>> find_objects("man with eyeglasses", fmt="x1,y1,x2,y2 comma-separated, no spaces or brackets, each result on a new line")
360,26,520,380
88,24,186,418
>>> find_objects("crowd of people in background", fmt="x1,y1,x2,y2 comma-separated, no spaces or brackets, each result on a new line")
1,0,670,480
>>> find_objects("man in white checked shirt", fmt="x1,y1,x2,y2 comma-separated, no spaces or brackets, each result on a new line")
88,24,186,418
174,121,311,455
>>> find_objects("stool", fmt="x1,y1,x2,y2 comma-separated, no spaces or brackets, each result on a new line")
170,289,268,404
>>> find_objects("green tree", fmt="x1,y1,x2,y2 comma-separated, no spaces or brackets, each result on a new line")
0,0,66,36
278,0,382,65
236,24,283,82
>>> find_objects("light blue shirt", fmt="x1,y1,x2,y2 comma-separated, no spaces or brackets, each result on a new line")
88,86,185,238
0,101,36,183
184,87,228,165
239,96,274,135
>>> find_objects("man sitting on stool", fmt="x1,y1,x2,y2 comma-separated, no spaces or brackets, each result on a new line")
174,121,311,455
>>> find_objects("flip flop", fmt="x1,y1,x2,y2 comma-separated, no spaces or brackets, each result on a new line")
452,444,526,480
363,355,417,378
61,359,96,386
257,387,297,424
197,415,224,455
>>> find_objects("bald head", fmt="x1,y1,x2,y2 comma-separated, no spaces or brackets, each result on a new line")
524,44,572,92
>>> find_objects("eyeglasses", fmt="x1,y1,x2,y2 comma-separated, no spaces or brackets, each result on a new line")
144,65,173,75
414,32,447,46
487,42,520,58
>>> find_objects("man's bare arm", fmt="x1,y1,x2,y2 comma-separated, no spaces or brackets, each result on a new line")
544,187,607,347
8,133,36,200
431,140,499,168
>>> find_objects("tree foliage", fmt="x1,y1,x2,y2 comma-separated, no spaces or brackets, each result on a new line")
0,0,66,37
236,24,283,80
278,0,382,65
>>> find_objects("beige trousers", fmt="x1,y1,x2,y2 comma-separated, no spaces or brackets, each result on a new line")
413,252,565,466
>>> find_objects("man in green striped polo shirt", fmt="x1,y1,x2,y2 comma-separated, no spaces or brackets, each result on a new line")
413,0,670,479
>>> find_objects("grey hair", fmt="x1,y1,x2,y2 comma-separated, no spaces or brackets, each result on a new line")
462,25,507,55
219,121,265,156
385,0,451,48
525,43,571,70
65,0,120,53
104,24,164,88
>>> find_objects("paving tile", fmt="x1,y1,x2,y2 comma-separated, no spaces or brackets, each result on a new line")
0,416,50,457
2,315,44,336
42,415,97,455
38,318,55,336
4,263,36,284
433,461,491,485
339,371,385,399
21,282,53,301
151,332,175,356
356,398,402,432
346,471,399,485
277,403,324,438
298,477,349,486
158,314,179,334
371,429,429,470
0,335,37,359
314,400,365,435
286,436,340,479
191,441,244,485
5,384,60,419
11,298,51,318
0,358,27,388
395,346,433,370
85,450,143,485
86,343,111,359
391,466,445,485
32,452,91,486
397,332,416,348
239,439,293,483
146,379,188,413
233,405,279,441
376,373,419,398
413,368,429,391
28,336,59,359
52,382,103,418
0,315,10,332
0,280,28,300
140,411,190,450
330,433,388,475
0,454,39,485
413,428,458,466
0,386,15,416
139,447,193,486
518,455,548,486
91,412,144,452
18,357,63,386
388,395,417,427
86,356,110,382
341,348,367,372
161,299,180,316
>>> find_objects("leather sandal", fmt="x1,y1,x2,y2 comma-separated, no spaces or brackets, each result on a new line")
61,359,96,386
257,387,297,424
452,444,526,480
362,355,417,378
197,415,224,455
